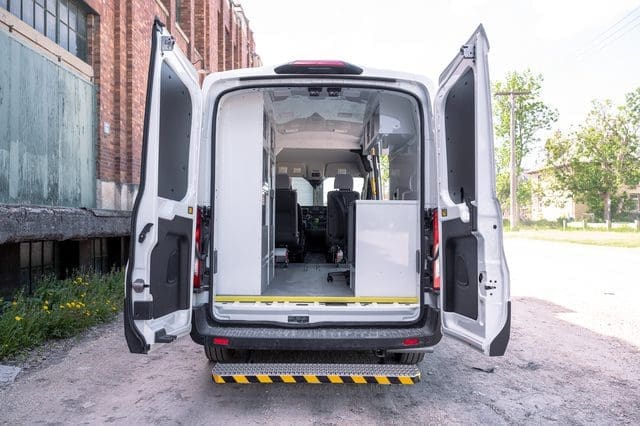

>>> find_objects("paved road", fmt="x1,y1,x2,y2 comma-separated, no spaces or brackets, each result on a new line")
1,239,639,424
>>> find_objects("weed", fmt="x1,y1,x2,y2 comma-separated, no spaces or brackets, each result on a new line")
0,270,124,360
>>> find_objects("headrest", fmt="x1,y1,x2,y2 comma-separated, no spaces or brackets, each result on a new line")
334,174,353,191
275,174,291,190
393,186,409,200
409,174,416,191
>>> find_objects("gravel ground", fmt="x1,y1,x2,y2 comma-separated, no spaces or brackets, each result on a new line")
1,238,639,425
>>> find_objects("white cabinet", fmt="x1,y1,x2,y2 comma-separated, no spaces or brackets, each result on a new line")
353,200,419,298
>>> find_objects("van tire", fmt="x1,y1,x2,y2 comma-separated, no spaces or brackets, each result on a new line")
395,352,425,364
204,344,246,363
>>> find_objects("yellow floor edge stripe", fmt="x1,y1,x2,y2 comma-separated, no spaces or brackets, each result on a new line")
214,295,419,304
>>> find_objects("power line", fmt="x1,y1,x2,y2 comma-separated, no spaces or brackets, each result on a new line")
588,5,640,45
576,5,640,58
592,14,640,53
591,13,640,50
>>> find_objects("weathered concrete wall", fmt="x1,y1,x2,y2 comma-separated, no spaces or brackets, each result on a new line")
0,26,96,208
0,205,131,244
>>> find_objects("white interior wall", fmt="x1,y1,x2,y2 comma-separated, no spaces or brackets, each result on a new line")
214,90,264,295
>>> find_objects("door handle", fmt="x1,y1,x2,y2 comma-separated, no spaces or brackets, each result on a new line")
138,223,154,243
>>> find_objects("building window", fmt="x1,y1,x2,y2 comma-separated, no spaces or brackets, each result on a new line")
175,0,181,26
19,241,56,293
93,238,108,273
3,0,89,61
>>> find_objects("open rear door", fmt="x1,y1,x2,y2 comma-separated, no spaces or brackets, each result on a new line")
434,25,511,356
124,20,202,354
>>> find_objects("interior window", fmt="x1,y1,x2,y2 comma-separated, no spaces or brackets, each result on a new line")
322,177,365,206
368,140,418,201
290,177,313,206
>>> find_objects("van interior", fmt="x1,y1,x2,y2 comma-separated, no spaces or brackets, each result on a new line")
212,86,423,307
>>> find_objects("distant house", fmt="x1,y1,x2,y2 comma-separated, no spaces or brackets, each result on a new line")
525,168,640,221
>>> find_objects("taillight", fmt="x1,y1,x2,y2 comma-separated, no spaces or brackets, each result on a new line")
274,60,363,75
402,338,420,346
213,337,229,346
193,208,202,289
432,210,440,291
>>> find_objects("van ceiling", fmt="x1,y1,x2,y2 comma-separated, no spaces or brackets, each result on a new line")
268,88,375,138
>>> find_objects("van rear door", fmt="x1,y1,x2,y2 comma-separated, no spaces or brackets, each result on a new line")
124,20,202,354
434,25,511,356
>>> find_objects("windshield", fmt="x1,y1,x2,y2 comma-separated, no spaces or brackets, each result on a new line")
322,177,365,206
291,177,314,205
290,177,365,206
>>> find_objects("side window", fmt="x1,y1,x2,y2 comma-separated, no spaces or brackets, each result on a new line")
157,61,193,201
368,143,418,201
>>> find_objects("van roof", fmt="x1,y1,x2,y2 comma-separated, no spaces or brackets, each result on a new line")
203,64,435,96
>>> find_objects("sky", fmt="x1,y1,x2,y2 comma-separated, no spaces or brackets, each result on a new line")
239,0,640,139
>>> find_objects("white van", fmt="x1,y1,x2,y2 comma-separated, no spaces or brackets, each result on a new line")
124,20,511,371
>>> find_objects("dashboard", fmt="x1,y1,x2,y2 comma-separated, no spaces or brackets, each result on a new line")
301,206,327,231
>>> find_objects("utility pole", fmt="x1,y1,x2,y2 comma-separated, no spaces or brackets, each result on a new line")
495,90,530,230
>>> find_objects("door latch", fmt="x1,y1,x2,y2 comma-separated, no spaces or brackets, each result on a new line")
155,329,176,343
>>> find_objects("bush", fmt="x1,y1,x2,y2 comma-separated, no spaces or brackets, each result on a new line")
0,269,124,360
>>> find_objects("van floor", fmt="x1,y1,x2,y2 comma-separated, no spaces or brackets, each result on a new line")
263,261,353,297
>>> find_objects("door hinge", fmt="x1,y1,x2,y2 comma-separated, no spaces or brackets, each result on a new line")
212,250,218,274
460,44,475,59
161,35,175,52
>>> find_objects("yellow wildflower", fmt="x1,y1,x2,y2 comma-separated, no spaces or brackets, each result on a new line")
44,300,49,305
12,301,17,306
66,302,71,308
59,305,64,309
14,316,22,321
42,305,49,311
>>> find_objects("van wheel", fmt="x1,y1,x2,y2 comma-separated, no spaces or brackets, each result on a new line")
395,352,425,364
204,344,246,363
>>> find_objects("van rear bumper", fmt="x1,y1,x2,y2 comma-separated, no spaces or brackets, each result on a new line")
191,304,442,351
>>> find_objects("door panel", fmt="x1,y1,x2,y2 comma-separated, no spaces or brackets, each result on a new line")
124,20,201,354
149,217,193,318
158,62,193,201
444,67,475,205
435,25,511,356
442,220,478,320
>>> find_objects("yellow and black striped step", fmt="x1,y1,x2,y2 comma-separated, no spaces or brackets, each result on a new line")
212,363,420,385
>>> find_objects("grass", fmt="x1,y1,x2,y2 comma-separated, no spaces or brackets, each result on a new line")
0,269,124,360
505,229,640,248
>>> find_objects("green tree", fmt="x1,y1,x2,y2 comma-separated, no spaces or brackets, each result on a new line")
545,89,640,221
493,70,559,219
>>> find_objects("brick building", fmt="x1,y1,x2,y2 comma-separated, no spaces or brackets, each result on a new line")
0,0,260,296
